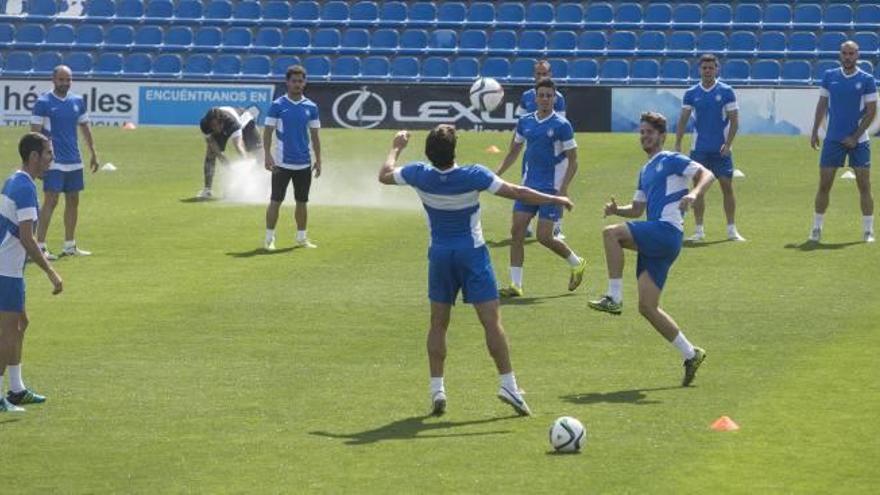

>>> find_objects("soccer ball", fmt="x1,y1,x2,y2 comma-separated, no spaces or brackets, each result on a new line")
549,416,586,453
469,77,504,112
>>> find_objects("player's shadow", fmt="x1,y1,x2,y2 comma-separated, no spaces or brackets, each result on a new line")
560,386,682,406
683,239,730,248
226,247,295,258
500,292,578,306
485,238,538,248
179,197,218,203
309,414,518,445
784,241,863,251
0,418,23,425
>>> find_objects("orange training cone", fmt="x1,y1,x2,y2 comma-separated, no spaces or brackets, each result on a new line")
485,145,501,154
710,416,740,431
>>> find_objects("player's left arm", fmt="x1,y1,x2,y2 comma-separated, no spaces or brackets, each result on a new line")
680,163,715,212
379,131,410,185
78,122,100,172
310,128,321,178
846,92,878,148
720,110,739,156
557,125,578,196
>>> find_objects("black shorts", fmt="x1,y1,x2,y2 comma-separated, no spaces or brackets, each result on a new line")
271,167,311,203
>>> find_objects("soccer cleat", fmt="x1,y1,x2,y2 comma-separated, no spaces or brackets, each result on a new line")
687,231,705,242
196,188,213,199
41,248,58,261
430,391,447,417
498,284,523,298
6,389,46,405
727,232,747,242
525,226,534,238
296,239,317,249
682,347,707,387
62,245,91,256
808,227,822,242
568,258,587,291
497,386,531,416
587,295,623,315
0,397,25,413
264,237,276,251
865,232,876,243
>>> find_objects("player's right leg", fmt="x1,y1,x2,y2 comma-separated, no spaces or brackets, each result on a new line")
500,210,533,297
428,301,451,416
62,185,90,256
292,169,315,248
37,177,61,260
534,215,586,291
852,156,874,243
688,151,709,241
199,146,216,199
264,168,292,250
813,143,844,241
473,300,531,416
0,309,26,413
588,223,637,314
4,311,44,406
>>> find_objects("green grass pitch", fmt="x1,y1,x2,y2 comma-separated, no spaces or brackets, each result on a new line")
0,126,877,493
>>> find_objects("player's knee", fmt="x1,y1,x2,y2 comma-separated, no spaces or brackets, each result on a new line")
43,193,59,208
602,225,620,240
19,315,29,333
536,230,555,246
638,300,657,317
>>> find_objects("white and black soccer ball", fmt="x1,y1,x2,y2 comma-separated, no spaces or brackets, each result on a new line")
469,77,505,112
549,416,586,453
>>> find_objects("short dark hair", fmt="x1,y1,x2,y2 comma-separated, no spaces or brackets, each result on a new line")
200,108,222,134
19,132,49,163
699,54,719,67
425,124,456,169
535,77,556,92
640,112,667,134
286,65,307,80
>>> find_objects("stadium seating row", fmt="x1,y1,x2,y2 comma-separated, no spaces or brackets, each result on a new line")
3,23,878,60
2,51,873,86
8,0,880,31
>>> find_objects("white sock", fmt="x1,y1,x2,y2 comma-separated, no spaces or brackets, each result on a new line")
607,278,623,303
265,229,275,241
7,364,25,393
510,266,523,288
296,230,307,242
500,372,518,392
37,242,46,251
566,252,582,267
672,332,696,360
430,376,445,395
64,240,75,249
813,213,824,230
863,215,874,233
694,224,704,234
727,224,737,235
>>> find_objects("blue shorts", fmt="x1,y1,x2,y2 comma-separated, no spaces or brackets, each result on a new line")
820,141,871,168
691,150,733,179
44,168,85,193
0,275,25,313
513,188,562,221
627,221,683,290
428,245,498,305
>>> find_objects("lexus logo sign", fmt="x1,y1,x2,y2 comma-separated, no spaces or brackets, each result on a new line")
332,89,387,129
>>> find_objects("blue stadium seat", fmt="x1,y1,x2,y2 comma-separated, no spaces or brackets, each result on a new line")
466,2,495,27
644,3,672,29
751,60,780,83
123,53,152,76
853,32,879,56
284,28,311,50
165,26,194,48
584,3,613,28
134,25,163,48
518,31,547,56
548,31,576,56
28,0,57,16
75,25,103,49
380,1,407,24
818,32,847,56
728,31,757,57
350,1,378,26
638,31,666,57
254,28,282,50
340,28,369,53
409,2,438,27
763,4,792,29
733,4,761,28
3,52,33,75
788,32,817,58
399,29,428,54
194,27,222,49
437,2,466,27
526,2,554,27
205,0,233,21
145,0,173,19
554,3,583,28
548,58,568,79
94,53,123,75
362,56,390,78
46,24,75,47
291,1,320,24
105,25,134,48
855,5,880,30
184,54,213,76
824,5,853,28
33,52,62,75
213,54,241,76
0,24,13,45
615,3,643,29
481,57,510,79
321,1,349,23
390,56,419,79
813,60,839,82
703,4,732,29
429,29,457,52
570,59,598,82
600,59,629,82
223,27,252,50
722,60,749,83
370,29,398,55
857,60,874,75
331,56,360,79
272,56,300,76
15,24,45,47
64,52,93,74
175,0,203,21
758,32,786,58
153,54,182,77
421,57,449,80
312,28,341,52
117,0,144,19
697,31,726,54
793,4,821,29
660,59,689,83
577,31,606,56
235,1,262,21
450,57,479,80
781,60,811,85
459,30,488,55
672,4,702,28
667,31,696,57
489,30,517,55
509,58,536,81
303,56,330,78
496,2,525,27
631,59,659,83
264,1,290,22
86,0,115,18
607,31,636,57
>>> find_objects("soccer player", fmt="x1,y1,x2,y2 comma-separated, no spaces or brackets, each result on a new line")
809,41,877,243
197,106,263,199
263,65,322,250
378,125,574,416
1,133,64,412
496,78,586,298
588,112,714,387
674,54,744,242
30,65,100,259
517,60,567,239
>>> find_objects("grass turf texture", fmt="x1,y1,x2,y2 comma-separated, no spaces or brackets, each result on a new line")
0,127,877,493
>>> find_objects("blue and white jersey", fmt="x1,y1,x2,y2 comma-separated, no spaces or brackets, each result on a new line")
393,162,503,249
682,81,738,153
820,67,878,143
30,92,89,171
517,89,566,118
633,151,700,232
514,112,576,192
264,95,320,170
0,171,39,278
